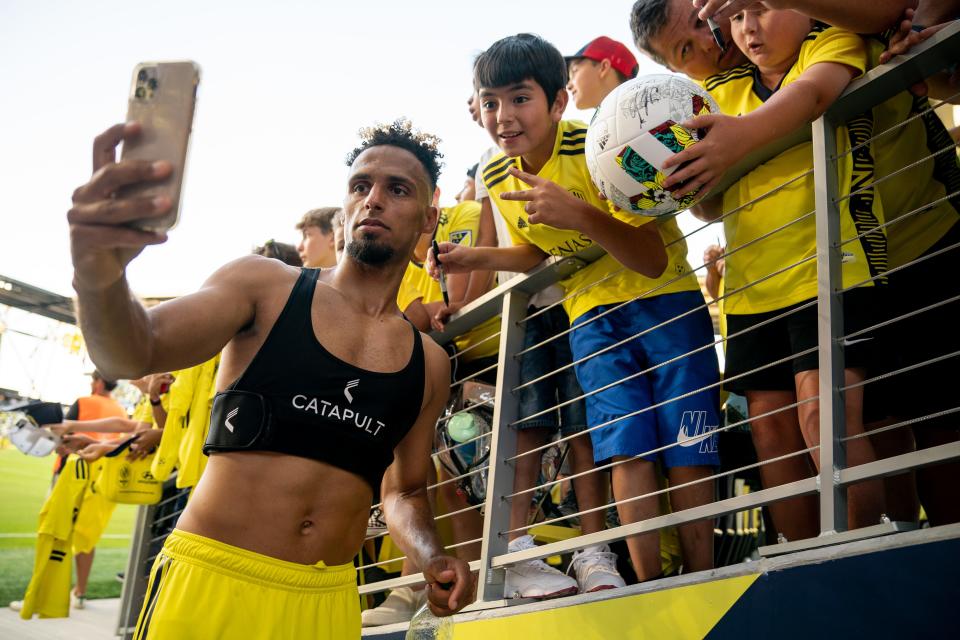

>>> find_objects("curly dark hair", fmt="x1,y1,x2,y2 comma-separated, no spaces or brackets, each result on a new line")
345,118,443,190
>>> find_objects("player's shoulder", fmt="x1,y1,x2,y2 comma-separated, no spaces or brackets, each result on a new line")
209,254,299,290
420,334,451,389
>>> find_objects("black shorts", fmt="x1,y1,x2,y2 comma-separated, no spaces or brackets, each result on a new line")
876,220,960,421
724,287,884,394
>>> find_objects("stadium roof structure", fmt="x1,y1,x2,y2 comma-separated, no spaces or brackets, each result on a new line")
0,274,76,324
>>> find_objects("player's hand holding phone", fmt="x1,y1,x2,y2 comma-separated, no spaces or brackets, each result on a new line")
69,61,199,292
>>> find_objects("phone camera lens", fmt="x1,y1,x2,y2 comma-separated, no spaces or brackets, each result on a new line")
148,78,158,90
137,69,147,82
135,87,145,99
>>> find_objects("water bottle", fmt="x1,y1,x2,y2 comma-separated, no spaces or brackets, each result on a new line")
404,603,453,640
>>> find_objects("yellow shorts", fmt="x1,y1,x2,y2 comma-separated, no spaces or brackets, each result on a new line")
134,529,360,640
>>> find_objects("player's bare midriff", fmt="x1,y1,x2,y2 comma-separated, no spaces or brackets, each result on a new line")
175,451,373,566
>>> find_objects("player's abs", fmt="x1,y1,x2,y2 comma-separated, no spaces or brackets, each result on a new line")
176,451,372,566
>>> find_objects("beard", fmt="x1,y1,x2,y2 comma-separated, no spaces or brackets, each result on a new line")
346,234,395,266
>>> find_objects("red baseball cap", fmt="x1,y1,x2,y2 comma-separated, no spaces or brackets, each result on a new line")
566,36,639,79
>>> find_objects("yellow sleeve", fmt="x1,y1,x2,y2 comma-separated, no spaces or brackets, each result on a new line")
397,265,424,310
440,201,482,247
800,27,868,78
131,397,152,423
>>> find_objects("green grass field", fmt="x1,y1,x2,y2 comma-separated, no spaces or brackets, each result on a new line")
0,447,137,606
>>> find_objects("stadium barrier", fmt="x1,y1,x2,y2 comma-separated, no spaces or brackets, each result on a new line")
116,23,960,634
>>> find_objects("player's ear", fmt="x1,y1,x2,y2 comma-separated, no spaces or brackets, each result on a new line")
423,203,439,234
550,88,568,122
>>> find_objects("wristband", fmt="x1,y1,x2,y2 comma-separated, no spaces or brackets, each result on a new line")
150,397,162,407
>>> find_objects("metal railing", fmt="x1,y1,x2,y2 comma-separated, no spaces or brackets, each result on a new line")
364,22,960,606
118,22,960,625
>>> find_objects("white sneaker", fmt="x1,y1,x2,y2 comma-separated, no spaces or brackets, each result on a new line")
503,535,579,599
569,544,626,593
360,586,426,627
8,600,22,612
71,591,85,610
366,506,387,538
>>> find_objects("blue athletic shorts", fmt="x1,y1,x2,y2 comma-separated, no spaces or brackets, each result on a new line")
569,291,721,468
515,305,587,436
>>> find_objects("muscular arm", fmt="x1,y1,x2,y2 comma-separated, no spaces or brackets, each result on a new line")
75,256,272,379
69,123,267,380
381,341,470,614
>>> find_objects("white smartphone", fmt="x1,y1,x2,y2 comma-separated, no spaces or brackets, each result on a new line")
120,60,200,232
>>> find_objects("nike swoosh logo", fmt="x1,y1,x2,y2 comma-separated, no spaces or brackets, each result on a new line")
842,337,873,347
677,426,711,448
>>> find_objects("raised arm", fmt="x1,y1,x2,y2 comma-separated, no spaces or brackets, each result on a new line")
663,60,861,196
69,123,260,379
694,0,914,33
380,340,471,616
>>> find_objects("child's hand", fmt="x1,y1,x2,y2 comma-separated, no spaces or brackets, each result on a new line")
129,430,162,460
431,301,463,331
499,167,588,230
77,442,113,463
427,241,478,279
662,113,745,198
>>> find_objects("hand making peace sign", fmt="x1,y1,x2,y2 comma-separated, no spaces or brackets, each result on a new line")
498,166,590,230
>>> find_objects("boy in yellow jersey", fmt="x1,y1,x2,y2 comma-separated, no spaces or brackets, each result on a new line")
432,33,720,589
661,5,887,528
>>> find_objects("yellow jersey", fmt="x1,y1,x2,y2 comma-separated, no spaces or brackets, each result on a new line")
151,366,201,481
705,26,886,315
132,396,153,423
398,201,501,362
20,456,91,619
177,354,220,489
482,119,698,322
864,37,960,267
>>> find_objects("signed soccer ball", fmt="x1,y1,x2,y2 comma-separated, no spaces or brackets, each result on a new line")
586,74,719,217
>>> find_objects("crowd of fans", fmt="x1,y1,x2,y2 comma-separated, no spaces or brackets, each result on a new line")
13,0,960,631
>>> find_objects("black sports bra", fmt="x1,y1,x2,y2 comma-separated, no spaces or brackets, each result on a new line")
203,268,426,490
